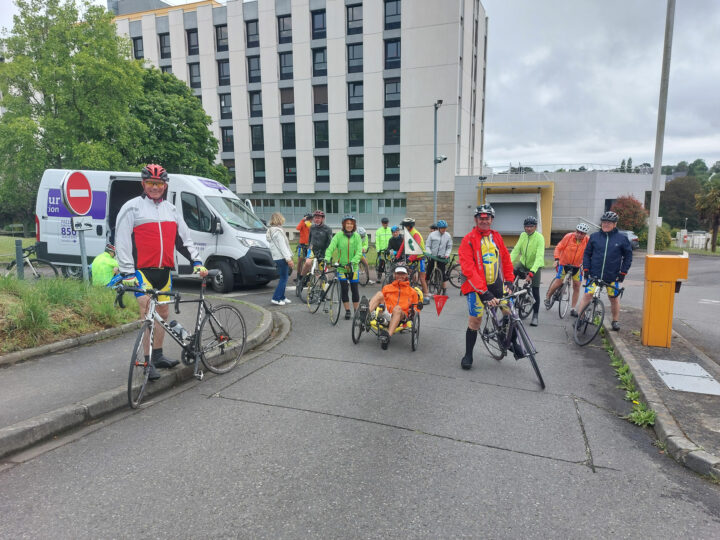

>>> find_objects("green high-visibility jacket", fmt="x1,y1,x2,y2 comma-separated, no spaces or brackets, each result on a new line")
511,231,545,273
375,226,392,252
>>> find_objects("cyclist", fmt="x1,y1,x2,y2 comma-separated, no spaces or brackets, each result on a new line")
545,222,589,316
577,211,632,331
458,204,515,370
396,217,430,304
387,226,404,259
116,164,208,380
325,214,364,320
91,242,119,287
358,226,374,284
375,217,392,281
297,209,333,295
294,213,312,283
426,219,453,295
365,265,421,349
510,216,544,326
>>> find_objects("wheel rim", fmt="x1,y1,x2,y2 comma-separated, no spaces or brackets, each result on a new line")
480,310,505,360
200,305,246,373
558,284,570,318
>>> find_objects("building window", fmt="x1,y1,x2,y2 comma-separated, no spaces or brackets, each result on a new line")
161,65,172,74
347,43,363,73
315,156,329,183
344,199,358,213
187,29,199,55
221,127,233,152
346,4,363,35
188,63,201,88
215,24,228,52
314,121,328,148
159,33,171,59
249,91,262,117
348,119,363,147
384,153,400,181
247,56,261,83
385,39,401,69
282,123,296,150
349,155,364,182
359,199,373,214
251,124,264,151
217,59,230,86
223,159,235,181
312,48,327,77
283,158,297,183
253,158,266,183
313,85,328,113
348,81,363,111
219,93,232,119
280,88,294,116
279,52,293,80
385,116,400,145
312,10,326,39
385,0,401,30
278,15,292,44
246,20,259,48
132,37,144,59
384,78,400,107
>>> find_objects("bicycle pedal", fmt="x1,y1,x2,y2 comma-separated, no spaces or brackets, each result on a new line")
195,370,204,381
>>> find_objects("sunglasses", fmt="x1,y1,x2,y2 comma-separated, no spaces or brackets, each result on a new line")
143,180,166,188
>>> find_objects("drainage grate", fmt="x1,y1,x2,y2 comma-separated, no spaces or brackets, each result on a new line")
648,359,720,396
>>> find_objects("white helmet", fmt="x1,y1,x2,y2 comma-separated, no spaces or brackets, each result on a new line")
358,227,366,237
576,223,590,233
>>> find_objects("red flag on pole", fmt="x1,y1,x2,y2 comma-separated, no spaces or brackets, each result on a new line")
434,294,449,315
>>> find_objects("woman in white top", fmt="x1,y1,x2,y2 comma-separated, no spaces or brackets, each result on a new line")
266,212,294,305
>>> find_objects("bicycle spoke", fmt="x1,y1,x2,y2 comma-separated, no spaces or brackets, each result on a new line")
479,308,505,360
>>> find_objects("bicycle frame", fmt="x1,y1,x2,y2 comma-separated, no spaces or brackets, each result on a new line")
485,290,536,356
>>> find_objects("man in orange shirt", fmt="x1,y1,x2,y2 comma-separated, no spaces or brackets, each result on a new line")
294,213,312,282
364,266,421,349
544,223,590,316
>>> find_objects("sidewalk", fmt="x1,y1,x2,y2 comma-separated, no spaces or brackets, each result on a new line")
0,297,275,460
606,306,720,479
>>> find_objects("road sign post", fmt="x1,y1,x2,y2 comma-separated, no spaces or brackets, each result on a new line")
61,172,93,282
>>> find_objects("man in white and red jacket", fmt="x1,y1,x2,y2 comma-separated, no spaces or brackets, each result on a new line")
458,204,515,370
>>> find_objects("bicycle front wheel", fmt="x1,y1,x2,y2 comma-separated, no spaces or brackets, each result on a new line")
574,299,604,346
128,321,153,408
358,259,370,286
517,290,534,320
516,323,545,389
479,309,505,360
558,282,570,319
326,280,341,325
351,309,365,344
448,263,464,289
428,267,443,295
200,304,247,374
410,312,420,351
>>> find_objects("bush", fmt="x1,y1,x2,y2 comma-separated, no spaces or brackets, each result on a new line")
638,226,672,250
611,195,648,232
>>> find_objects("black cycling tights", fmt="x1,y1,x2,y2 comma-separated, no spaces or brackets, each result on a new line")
531,286,541,315
340,280,359,304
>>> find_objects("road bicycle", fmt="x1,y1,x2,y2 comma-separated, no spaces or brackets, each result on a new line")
511,271,535,320
305,261,343,325
115,269,247,408
573,277,624,346
2,244,59,279
478,289,545,389
545,265,580,319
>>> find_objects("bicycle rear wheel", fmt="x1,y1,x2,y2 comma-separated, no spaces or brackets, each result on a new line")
410,312,420,351
516,323,545,389
128,321,153,408
573,299,604,346
326,280,341,325
517,289,534,320
545,279,559,310
14,258,59,280
448,263,464,289
358,259,370,286
200,304,246,374
428,267,443,295
558,281,570,319
351,309,365,343
479,309,505,360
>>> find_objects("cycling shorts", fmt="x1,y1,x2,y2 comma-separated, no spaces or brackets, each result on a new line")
584,279,622,298
338,267,359,283
556,265,581,282
136,268,172,301
408,259,426,273
297,244,311,258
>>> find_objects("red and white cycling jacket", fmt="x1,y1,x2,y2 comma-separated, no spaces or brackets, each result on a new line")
115,195,200,274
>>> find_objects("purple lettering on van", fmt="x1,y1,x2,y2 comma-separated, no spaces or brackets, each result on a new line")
197,178,228,191
48,189,107,219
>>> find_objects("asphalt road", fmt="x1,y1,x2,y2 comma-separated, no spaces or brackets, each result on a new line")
1,272,719,537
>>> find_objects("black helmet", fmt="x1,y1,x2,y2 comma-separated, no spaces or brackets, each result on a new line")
401,217,415,228
381,217,389,224
523,216,538,226
430,223,438,230
601,211,618,223
474,204,495,218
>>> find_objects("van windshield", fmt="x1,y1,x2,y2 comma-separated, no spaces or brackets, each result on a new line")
206,196,265,232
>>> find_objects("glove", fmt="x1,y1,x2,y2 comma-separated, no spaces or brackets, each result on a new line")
554,258,560,268
480,290,495,303
527,271,534,279
617,272,626,283
193,264,208,274
121,273,139,287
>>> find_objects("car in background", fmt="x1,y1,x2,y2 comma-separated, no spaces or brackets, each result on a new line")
618,230,639,250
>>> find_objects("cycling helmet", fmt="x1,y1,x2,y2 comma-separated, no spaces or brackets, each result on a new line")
342,214,356,223
436,220,448,228
313,210,325,218
401,217,415,228
391,226,400,233
358,227,367,237
601,211,618,223
430,223,438,230
141,164,168,182
523,216,538,226
304,213,313,220
474,204,495,218
576,222,590,233
381,217,389,224
105,243,116,253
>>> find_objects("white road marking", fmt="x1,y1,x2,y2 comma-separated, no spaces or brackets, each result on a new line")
699,299,720,305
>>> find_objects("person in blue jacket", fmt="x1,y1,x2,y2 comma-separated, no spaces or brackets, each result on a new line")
576,211,632,330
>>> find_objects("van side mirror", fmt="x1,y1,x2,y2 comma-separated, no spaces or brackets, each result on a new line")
211,216,223,235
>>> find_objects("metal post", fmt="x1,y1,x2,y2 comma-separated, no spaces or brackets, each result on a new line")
433,101,440,225
79,229,89,282
15,239,24,280
647,0,675,255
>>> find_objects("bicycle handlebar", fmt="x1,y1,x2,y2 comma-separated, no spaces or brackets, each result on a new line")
586,277,625,294
112,270,219,309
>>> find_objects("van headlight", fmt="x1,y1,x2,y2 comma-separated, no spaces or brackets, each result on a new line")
236,235,265,248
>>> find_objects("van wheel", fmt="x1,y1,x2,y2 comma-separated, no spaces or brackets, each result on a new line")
209,261,234,293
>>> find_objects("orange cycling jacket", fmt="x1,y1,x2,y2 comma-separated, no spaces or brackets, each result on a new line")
381,279,420,316
554,232,588,267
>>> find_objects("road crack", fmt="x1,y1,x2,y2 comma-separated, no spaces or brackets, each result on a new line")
573,396,596,473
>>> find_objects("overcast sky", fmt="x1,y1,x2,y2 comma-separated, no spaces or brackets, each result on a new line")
2,0,718,171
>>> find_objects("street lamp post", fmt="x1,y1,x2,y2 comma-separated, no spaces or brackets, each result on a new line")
433,99,444,225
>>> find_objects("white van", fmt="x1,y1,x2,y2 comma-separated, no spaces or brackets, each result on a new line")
35,169,278,292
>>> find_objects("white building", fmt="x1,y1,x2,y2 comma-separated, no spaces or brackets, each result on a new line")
111,0,488,230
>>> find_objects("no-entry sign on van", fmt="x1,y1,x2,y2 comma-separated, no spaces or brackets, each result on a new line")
61,171,93,216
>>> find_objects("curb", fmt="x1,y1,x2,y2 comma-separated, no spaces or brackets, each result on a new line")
0,305,277,461
603,321,720,480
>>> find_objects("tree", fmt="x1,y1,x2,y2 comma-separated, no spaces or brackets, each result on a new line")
661,165,674,175
610,195,648,232
0,0,144,223
659,176,703,229
675,160,689,172
695,180,720,252
131,68,229,184
711,161,720,174
687,158,708,177
626,157,633,172
619,159,626,173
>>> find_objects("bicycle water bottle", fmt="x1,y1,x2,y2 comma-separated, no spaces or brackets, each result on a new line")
169,320,189,341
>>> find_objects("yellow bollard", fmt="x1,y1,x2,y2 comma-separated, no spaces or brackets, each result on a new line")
641,253,689,347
